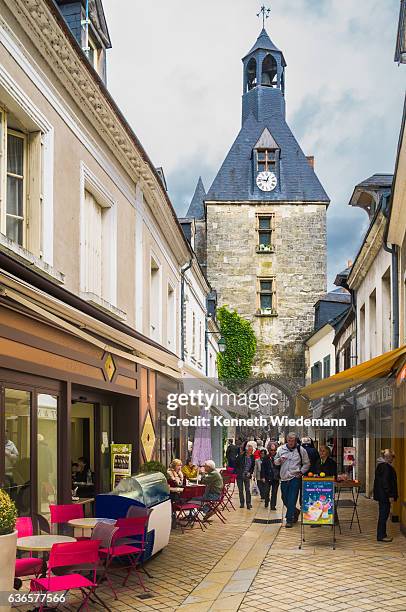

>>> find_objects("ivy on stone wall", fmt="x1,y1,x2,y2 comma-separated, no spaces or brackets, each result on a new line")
217,306,257,390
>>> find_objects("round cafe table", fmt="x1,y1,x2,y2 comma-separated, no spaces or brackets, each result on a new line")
17,535,76,577
68,517,116,537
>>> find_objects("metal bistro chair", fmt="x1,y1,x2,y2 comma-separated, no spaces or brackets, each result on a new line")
173,485,207,533
221,472,237,512
30,540,106,612
15,517,43,581
97,517,150,595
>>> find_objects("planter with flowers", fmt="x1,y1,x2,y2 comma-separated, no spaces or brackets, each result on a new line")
0,490,17,609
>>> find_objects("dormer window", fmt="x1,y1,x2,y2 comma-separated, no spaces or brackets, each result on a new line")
256,149,276,173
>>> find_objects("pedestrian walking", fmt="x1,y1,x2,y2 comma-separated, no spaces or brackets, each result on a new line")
373,449,398,542
301,437,320,474
254,449,267,500
261,443,280,510
225,439,239,471
274,432,310,528
235,442,255,509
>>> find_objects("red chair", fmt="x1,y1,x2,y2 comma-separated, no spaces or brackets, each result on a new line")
98,516,149,595
222,473,237,511
49,504,87,538
30,540,102,612
198,488,227,525
173,485,207,532
15,517,42,580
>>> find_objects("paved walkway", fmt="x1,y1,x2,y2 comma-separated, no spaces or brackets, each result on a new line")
14,491,405,611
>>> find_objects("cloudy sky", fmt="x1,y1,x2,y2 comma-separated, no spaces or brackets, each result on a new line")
103,0,404,286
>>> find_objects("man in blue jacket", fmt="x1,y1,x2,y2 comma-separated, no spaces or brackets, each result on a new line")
274,433,310,527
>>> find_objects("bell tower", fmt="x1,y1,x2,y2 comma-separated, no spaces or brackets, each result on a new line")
186,8,329,384
242,28,287,123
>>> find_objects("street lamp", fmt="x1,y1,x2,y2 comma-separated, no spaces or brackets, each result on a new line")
218,337,226,353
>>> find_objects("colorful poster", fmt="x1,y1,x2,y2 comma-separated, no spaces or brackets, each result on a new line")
343,447,356,466
302,478,334,525
111,443,132,488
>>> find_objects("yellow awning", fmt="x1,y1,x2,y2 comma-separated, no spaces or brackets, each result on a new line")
296,345,406,416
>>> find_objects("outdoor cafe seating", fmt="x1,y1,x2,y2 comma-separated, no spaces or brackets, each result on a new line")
15,501,153,603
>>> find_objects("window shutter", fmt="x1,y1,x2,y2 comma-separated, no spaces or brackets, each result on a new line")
27,131,42,257
84,190,102,296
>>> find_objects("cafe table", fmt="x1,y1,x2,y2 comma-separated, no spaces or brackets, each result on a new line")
68,517,116,537
17,534,76,577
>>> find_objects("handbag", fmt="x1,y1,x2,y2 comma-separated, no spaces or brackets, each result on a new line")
251,481,259,496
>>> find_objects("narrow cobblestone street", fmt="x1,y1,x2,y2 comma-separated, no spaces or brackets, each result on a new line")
15,491,406,611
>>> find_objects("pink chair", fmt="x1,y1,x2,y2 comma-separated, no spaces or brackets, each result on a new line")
49,504,86,538
30,540,102,612
15,517,42,579
99,516,149,595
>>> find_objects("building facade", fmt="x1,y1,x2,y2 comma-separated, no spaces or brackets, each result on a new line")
0,0,223,518
188,27,329,393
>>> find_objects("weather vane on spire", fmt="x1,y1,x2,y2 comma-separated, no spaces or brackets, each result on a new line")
257,5,271,29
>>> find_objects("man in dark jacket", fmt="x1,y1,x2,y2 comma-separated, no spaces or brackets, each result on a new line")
225,439,239,471
373,449,398,542
260,443,280,510
235,443,255,509
301,438,320,474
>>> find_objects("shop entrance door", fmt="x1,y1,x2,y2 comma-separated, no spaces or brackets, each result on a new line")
71,400,114,497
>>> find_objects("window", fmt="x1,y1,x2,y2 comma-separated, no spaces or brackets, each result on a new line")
257,277,276,314
311,362,322,383
256,149,276,173
257,214,274,252
343,342,351,370
199,320,203,363
80,167,118,311
167,284,175,349
150,258,161,341
192,312,196,357
323,355,330,379
5,130,26,246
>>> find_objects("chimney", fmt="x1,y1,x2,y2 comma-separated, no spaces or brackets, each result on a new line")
306,156,315,169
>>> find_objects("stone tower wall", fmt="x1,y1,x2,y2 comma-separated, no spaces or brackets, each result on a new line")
206,202,327,385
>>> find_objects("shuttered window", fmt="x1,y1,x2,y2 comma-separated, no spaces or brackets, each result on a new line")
83,189,102,297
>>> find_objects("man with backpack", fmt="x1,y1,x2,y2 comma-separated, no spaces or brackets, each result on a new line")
274,432,310,528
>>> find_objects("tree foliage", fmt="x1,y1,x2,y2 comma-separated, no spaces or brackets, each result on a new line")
217,306,257,389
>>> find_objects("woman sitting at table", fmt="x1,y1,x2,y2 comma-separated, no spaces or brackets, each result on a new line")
314,445,337,477
182,458,198,481
167,459,184,487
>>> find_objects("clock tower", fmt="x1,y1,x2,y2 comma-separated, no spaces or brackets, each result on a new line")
187,24,329,388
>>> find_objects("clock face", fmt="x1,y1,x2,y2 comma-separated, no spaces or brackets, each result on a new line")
256,171,277,192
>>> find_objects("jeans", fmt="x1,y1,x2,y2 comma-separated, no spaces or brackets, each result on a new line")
264,480,279,508
280,477,301,522
237,476,251,507
377,500,391,540
257,480,266,499
201,491,220,515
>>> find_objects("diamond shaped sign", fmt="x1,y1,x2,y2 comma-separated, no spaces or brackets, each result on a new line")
141,411,156,462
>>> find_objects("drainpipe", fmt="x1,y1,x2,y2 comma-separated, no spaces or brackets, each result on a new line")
383,194,399,349
180,259,193,361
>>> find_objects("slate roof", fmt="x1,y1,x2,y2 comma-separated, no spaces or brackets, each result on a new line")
186,177,206,219
318,288,351,304
243,28,286,66
206,112,330,203
355,174,393,189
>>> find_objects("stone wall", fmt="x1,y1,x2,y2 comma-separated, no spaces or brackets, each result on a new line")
206,202,327,386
